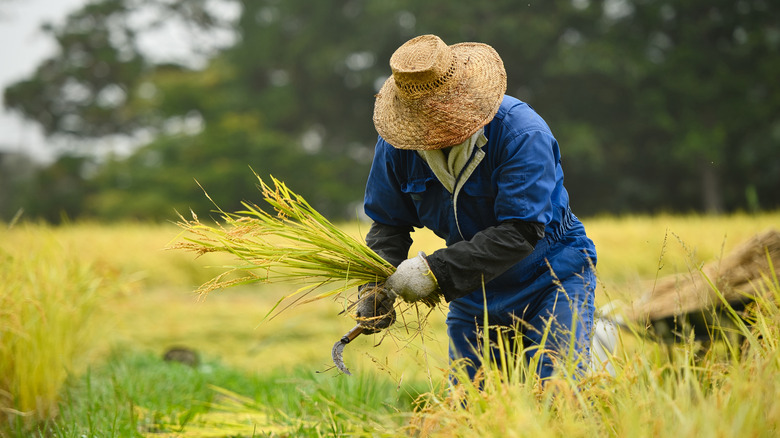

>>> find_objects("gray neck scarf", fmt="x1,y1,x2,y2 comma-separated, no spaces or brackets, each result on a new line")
418,127,487,193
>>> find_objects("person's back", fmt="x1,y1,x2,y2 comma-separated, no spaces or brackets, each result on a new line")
356,34,597,382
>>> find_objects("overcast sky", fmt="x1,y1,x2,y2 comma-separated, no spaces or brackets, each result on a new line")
0,0,88,163
0,0,239,164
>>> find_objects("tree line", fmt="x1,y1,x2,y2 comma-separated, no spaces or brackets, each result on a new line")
1,0,778,223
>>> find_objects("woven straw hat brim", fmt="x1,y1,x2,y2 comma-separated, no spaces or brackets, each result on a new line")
373,42,507,151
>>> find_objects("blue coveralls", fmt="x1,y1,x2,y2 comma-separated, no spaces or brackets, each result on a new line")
364,95,597,380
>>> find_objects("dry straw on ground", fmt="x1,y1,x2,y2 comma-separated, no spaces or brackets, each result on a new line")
626,228,780,321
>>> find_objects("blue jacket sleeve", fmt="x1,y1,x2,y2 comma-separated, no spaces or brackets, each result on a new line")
363,138,422,228
492,129,558,225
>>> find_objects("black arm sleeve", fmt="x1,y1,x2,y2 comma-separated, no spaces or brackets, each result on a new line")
425,220,545,302
365,221,414,268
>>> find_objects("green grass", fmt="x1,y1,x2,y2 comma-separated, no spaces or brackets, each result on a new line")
10,348,426,437
1,212,779,437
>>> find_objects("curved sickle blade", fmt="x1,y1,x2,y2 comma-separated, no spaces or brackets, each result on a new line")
331,325,364,376
331,340,351,375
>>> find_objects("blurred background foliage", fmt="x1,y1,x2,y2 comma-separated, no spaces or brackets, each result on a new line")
1,0,778,223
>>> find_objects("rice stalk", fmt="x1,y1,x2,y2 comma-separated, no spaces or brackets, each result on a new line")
170,173,439,320
0,228,104,426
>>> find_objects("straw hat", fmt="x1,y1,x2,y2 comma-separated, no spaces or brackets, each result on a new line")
373,34,507,150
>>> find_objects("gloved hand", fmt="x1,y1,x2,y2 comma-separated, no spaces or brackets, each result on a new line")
385,251,439,302
354,284,396,334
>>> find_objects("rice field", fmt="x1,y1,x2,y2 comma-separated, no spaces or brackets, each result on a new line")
1,211,779,437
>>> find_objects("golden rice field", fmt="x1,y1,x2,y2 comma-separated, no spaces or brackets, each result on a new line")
1,211,779,437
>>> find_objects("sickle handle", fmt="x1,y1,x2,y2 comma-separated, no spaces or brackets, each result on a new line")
340,325,365,344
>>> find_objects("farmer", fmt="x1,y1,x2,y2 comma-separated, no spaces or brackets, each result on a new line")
355,34,597,382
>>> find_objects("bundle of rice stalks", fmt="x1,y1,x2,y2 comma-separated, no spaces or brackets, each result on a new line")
170,173,438,320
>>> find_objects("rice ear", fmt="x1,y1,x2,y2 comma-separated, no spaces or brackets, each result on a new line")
169,174,401,318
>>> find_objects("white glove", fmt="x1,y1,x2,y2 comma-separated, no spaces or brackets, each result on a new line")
385,251,439,302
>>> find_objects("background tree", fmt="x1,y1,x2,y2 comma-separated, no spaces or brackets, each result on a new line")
4,0,149,139
2,0,778,223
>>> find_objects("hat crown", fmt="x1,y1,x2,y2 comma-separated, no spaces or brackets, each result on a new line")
374,34,506,150
390,35,457,99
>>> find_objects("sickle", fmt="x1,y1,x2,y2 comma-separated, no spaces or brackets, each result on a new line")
331,325,365,375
